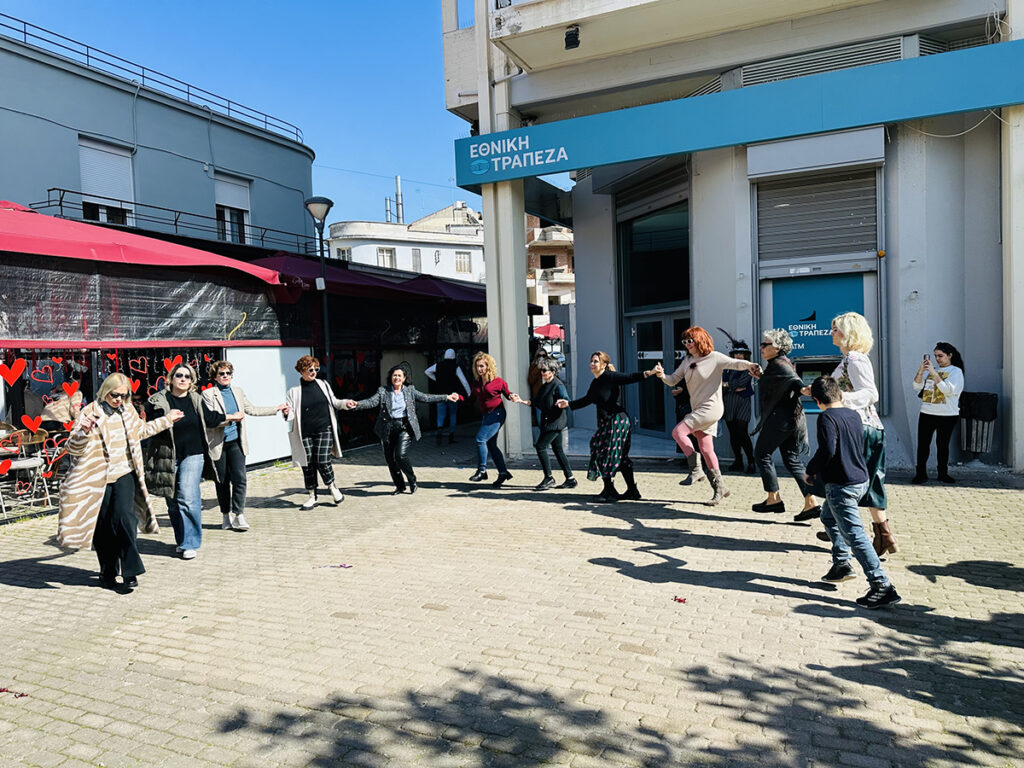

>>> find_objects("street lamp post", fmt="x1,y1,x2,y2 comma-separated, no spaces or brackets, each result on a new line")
304,196,334,369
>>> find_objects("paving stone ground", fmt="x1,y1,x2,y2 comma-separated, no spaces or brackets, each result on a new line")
1,432,1022,767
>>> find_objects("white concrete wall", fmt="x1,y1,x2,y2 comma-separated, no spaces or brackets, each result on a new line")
331,239,485,282
886,114,1003,466
690,147,756,352
567,175,618,432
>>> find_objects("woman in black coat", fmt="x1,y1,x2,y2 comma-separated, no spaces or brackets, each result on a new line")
749,329,820,521
347,363,460,494
515,357,576,491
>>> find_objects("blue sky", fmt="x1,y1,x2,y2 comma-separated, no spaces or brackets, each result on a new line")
4,0,480,224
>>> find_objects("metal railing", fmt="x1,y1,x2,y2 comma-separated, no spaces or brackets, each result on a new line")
0,13,304,143
33,188,318,254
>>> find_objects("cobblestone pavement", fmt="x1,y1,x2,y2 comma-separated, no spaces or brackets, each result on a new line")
1,433,1022,768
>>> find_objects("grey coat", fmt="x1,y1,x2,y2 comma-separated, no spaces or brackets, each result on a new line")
352,386,449,442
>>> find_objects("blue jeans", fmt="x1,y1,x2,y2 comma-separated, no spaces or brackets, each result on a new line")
166,453,205,551
437,400,458,435
475,407,507,473
820,480,889,588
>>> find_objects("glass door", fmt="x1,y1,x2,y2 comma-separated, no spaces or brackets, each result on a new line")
625,312,690,436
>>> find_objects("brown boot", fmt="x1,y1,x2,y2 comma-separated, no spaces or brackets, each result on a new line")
872,520,899,556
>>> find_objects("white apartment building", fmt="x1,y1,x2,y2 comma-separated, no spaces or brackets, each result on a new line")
327,202,485,282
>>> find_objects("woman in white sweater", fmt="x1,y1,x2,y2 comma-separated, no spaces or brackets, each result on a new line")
911,342,965,485
804,312,895,556
657,326,753,505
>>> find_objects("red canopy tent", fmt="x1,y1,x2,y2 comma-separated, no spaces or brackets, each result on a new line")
401,274,542,315
0,201,280,285
533,323,564,340
251,253,416,299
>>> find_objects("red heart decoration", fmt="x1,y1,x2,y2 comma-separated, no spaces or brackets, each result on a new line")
188,359,199,371
41,470,53,478
147,375,166,397
106,353,118,361
41,395,54,405
15,480,31,496
163,354,183,373
62,420,75,431
0,358,26,386
51,357,63,364
0,459,11,475
43,435,68,468
21,415,42,433
201,383,214,391
62,381,80,398
30,365,54,385
128,356,148,374
204,354,212,362
0,434,19,454
130,379,141,393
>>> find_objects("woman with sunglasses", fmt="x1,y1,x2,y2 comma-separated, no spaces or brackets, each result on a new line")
57,373,183,592
285,355,354,509
749,329,821,520
203,360,290,531
145,363,242,560
656,326,754,505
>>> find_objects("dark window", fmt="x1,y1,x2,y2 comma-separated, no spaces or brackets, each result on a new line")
82,201,100,221
216,205,246,244
105,207,129,226
620,201,689,311
540,254,557,269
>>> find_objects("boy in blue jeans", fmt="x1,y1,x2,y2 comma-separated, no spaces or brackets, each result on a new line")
805,376,901,609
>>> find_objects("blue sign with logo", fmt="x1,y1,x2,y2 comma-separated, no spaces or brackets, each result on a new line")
455,40,1024,187
772,274,864,358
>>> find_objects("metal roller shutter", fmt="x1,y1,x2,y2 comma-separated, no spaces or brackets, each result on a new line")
756,170,877,261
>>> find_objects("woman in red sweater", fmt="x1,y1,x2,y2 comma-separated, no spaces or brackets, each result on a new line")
468,352,521,487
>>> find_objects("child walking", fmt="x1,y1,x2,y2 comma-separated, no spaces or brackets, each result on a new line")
805,376,901,609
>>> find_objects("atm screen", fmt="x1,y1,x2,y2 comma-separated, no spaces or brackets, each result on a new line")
793,357,840,413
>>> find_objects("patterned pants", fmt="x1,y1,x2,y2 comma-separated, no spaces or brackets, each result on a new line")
588,412,632,481
301,429,336,490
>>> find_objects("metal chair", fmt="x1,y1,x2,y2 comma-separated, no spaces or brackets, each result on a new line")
0,428,52,518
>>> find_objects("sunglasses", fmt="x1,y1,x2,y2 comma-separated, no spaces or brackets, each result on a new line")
216,371,233,377
304,367,320,373
173,372,192,379
760,342,772,348
108,391,129,400
682,339,695,345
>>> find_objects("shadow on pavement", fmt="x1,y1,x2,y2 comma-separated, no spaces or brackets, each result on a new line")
907,559,1024,593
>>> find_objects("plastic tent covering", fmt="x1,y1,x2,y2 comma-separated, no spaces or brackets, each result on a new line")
0,202,287,346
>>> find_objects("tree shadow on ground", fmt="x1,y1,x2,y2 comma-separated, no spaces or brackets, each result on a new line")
217,668,689,767
675,657,1022,767
907,560,1024,593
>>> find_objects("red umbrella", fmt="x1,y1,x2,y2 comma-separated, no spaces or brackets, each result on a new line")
533,323,564,340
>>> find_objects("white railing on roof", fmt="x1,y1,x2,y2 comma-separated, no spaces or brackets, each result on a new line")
0,12,304,143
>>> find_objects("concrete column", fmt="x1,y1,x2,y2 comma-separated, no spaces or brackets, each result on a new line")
475,0,531,458
1003,0,1024,470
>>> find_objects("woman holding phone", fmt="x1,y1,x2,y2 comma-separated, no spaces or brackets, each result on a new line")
912,343,965,484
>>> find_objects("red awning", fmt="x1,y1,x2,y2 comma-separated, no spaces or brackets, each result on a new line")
251,254,417,298
533,323,564,340
401,274,542,315
0,201,281,285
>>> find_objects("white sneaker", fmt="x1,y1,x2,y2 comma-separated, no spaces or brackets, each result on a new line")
232,513,250,531
329,484,344,504
221,514,233,530
181,549,197,560
300,493,318,511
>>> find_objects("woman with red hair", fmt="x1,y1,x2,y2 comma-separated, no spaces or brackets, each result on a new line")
657,326,754,504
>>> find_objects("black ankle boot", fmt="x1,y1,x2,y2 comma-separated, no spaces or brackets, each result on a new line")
596,479,619,503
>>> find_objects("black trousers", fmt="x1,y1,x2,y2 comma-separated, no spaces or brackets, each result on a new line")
917,412,958,475
726,418,754,464
382,419,415,489
93,472,145,580
535,429,573,478
754,425,813,497
214,438,247,516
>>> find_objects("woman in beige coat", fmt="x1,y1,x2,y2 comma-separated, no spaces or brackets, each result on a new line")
284,355,354,510
57,373,181,592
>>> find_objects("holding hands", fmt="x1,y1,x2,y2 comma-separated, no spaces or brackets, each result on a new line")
343,399,358,409
646,362,665,379
555,398,569,409
224,411,245,423
277,403,290,417
749,363,763,379
510,392,529,406
446,392,461,402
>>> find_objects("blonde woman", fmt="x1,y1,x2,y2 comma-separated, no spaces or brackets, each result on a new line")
145,363,239,560
57,373,183,592
467,352,520,487
804,312,895,555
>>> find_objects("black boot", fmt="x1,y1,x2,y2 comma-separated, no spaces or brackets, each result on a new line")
619,465,641,500
596,478,619,503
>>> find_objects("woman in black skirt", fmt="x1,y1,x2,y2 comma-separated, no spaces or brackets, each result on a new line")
556,351,660,502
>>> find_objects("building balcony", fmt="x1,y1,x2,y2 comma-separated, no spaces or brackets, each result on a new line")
485,0,886,72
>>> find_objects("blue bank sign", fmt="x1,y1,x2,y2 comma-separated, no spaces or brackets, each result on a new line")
772,274,864,358
455,39,1024,188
